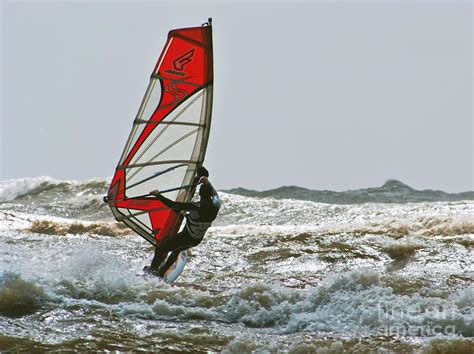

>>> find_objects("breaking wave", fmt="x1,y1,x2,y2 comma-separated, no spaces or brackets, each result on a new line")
0,177,107,203
0,177,109,203
15,268,471,337
0,272,51,317
0,177,59,203
148,271,472,337
0,177,111,220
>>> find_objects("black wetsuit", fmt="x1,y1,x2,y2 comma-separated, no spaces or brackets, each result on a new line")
150,192,221,276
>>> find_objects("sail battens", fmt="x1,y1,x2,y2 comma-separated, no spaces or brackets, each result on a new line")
118,160,198,170
133,120,205,127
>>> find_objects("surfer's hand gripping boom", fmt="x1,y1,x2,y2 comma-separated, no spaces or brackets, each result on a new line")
150,190,161,196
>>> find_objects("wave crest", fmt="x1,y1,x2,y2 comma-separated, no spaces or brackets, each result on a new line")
0,176,109,203
0,177,58,203
0,272,49,317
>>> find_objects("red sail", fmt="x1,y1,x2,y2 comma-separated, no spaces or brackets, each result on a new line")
106,20,214,246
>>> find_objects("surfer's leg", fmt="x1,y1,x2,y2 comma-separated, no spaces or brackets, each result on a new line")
157,229,203,276
149,231,187,271
157,246,190,277
150,246,169,270
150,236,180,270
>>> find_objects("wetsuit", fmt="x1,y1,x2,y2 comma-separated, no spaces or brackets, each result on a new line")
150,191,221,276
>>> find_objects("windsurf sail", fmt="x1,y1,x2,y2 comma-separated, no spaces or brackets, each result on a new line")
105,19,214,246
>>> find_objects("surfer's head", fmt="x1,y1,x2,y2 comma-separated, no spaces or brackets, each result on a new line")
199,182,213,199
197,166,209,178
194,166,209,185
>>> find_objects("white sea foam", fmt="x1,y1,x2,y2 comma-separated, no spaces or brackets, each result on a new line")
17,265,467,337
0,176,58,202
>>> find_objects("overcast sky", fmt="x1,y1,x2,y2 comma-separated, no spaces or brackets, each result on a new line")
1,0,472,192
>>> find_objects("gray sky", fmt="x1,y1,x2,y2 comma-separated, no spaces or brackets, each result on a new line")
1,0,472,192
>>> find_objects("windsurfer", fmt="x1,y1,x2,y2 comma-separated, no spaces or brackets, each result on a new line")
144,167,221,277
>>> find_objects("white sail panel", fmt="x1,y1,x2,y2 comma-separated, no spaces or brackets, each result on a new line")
119,78,163,165
125,163,191,200
123,89,208,200
117,207,152,231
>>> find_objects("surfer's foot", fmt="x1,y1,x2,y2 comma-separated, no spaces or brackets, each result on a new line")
143,266,162,278
156,266,167,278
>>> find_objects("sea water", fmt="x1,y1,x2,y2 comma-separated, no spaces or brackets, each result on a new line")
0,177,472,352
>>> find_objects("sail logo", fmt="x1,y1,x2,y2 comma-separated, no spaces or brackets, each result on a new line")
173,49,195,71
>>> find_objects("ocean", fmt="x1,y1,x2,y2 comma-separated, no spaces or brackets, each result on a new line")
0,177,472,353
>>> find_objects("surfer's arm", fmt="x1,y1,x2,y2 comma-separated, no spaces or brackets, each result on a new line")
150,191,198,211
